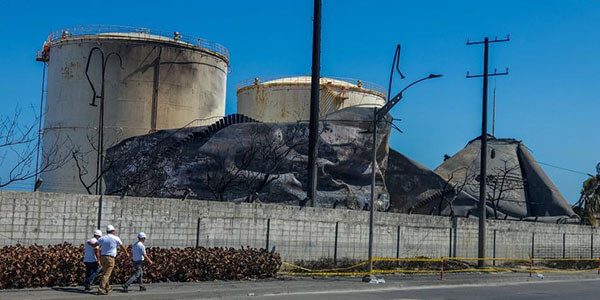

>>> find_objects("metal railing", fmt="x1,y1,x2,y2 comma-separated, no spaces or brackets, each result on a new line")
45,25,229,60
237,75,387,96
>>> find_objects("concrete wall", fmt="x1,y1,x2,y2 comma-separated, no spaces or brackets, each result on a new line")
0,190,597,262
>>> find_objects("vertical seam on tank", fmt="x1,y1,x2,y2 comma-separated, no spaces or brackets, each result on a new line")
150,46,162,132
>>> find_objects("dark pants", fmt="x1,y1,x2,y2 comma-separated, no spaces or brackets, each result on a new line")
84,262,101,285
124,261,144,287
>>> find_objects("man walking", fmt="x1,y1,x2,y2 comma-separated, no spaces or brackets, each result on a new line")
83,229,102,291
95,225,129,295
122,232,153,292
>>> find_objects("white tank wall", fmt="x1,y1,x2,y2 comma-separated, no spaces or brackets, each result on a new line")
40,35,228,194
237,78,385,123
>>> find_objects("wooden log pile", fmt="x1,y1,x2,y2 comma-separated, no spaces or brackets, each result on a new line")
0,243,281,289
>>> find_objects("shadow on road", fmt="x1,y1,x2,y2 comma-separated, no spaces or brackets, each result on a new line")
51,287,89,294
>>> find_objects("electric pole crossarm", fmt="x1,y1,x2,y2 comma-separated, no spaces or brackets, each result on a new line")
466,68,509,78
467,35,510,45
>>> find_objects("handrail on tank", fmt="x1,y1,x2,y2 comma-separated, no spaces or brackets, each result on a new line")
236,75,386,97
45,25,229,61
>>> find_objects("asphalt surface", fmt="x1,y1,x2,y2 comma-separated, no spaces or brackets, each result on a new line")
1,272,599,299
250,279,600,300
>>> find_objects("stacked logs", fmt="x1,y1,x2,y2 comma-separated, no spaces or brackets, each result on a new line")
0,243,281,289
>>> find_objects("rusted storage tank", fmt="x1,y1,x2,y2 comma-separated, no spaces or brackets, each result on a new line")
37,25,229,194
236,76,386,122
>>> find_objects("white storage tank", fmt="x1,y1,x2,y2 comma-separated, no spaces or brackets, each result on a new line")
236,76,386,122
37,25,229,194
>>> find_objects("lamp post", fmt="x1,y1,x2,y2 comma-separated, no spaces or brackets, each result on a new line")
364,74,442,281
85,47,123,229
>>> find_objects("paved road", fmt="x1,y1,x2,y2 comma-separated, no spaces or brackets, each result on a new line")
2,273,598,299
252,279,600,300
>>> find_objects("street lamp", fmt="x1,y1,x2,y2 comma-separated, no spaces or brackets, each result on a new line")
85,47,123,229
364,74,442,282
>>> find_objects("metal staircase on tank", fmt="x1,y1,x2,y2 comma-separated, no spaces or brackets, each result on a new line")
161,114,260,157
409,188,456,213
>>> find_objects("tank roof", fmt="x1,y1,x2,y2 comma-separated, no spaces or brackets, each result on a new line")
237,75,386,97
44,25,229,62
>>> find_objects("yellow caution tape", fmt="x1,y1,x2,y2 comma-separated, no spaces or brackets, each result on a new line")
278,271,370,276
373,269,441,274
533,258,600,262
444,268,516,273
528,268,599,274
373,257,443,262
281,259,371,272
443,257,531,262
278,257,600,277
281,262,313,272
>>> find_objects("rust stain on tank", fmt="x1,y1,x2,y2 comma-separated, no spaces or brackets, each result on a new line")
61,62,80,79
255,86,266,102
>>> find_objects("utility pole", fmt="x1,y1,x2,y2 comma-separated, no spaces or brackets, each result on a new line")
307,0,322,207
492,79,496,136
466,35,509,267
366,106,377,282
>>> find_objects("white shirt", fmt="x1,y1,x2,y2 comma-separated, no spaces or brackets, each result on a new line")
83,237,99,262
97,234,123,257
132,241,146,262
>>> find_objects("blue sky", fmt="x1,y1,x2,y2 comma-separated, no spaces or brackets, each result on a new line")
0,0,598,203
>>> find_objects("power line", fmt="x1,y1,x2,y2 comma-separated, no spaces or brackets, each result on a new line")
536,161,592,177
489,146,592,177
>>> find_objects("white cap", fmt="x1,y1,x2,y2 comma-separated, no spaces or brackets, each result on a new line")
138,232,147,239
93,229,102,237
106,225,115,232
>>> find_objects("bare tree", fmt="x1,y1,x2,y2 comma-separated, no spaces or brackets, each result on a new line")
69,130,124,194
200,122,308,202
202,154,246,201
437,166,477,217
468,158,527,219
0,108,68,188
106,137,182,198
239,123,308,200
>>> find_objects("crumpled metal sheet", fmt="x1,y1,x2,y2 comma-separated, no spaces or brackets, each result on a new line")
385,149,458,214
104,110,574,222
434,135,577,220
104,107,391,211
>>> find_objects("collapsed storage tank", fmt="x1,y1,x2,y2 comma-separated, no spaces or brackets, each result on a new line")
36,25,229,194
236,76,386,122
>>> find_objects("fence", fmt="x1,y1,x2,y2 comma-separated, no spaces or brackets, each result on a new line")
280,256,600,279
197,216,600,264
1,191,598,273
